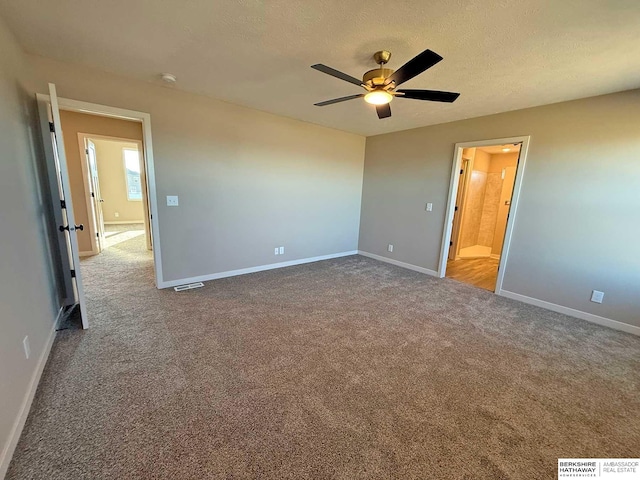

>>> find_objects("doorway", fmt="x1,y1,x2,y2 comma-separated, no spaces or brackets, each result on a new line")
76,133,151,256
36,85,162,329
438,136,529,293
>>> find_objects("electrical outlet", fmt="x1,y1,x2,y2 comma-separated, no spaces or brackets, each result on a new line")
166,195,179,207
274,247,279,255
590,290,604,304
388,244,394,253
426,203,433,212
114,212,119,218
23,336,30,360
279,246,284,255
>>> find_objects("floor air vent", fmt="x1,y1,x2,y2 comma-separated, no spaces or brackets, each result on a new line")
174,282,205,292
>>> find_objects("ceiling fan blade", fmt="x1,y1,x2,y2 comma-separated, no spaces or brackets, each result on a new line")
376,104,391,119
387,49,443,87
396,89,460,103
314,94,364,106
311,64,363,86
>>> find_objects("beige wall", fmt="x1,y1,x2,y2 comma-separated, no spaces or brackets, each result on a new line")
30,55,366,283
489,153,519,256
91,138,144,223
488,152,519,173
459,149,490,249
472,149,491,173
459,170,487,249
477,171,501,248
0,19,63,476
359,89,640,328
59,111,143,252
493,166,516,256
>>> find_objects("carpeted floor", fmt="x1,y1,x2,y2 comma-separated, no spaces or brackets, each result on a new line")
7,234,640,479
102,222,146,249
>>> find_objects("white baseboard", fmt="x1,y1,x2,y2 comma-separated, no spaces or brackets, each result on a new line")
103,221,145,225
499,290,640,336
357,250,439,277
489,254,500,260
0,306,63,478
159,250,359,289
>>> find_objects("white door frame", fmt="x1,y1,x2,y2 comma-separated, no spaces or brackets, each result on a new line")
437,135,531,294
36,94,164,288
77,135,101,255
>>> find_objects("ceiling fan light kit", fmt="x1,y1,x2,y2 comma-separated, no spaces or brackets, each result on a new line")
364,90,393,105
311,49,460,119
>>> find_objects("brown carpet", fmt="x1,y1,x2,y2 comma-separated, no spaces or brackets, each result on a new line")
7,234,640,479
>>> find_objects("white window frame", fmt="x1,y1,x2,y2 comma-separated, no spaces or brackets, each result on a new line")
122,147,143,202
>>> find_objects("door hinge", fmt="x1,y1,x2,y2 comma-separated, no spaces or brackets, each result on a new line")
96,233,100,238
454,206,458,211
85,148,89,155
60,200,66,209
91,192,95,198
70,269,76,278
449,241,453,247
460,169,464,174
49,122,55,133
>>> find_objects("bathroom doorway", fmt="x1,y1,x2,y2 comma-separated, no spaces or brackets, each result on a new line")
439,137,529,292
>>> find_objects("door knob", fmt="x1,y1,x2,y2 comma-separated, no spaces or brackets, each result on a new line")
59,224,84,232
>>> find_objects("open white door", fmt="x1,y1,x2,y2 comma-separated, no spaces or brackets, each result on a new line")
36,84,89,328
85,138,106,252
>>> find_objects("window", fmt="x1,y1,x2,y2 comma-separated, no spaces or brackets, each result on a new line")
123,148,142,201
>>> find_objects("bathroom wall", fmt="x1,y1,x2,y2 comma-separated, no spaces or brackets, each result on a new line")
460,150,519,253
478,171,501,247
459,149,490,249
493,165,517,256
489,152,519,255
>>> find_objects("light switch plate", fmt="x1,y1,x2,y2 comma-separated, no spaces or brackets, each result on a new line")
166,195,179,206
426,203,433,211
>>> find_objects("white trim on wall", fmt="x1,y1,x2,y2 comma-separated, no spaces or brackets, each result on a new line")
0,307,63,479
358,251,439,277
499,290,640,336
438,135,531,294
41,96,164,289
160,251,358,289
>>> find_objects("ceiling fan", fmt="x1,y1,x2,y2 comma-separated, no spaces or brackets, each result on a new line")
311,49,460,119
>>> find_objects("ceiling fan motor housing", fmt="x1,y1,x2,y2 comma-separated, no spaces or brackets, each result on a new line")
363,68,394,86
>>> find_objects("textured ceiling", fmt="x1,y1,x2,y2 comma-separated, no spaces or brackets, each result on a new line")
2,0,639,136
